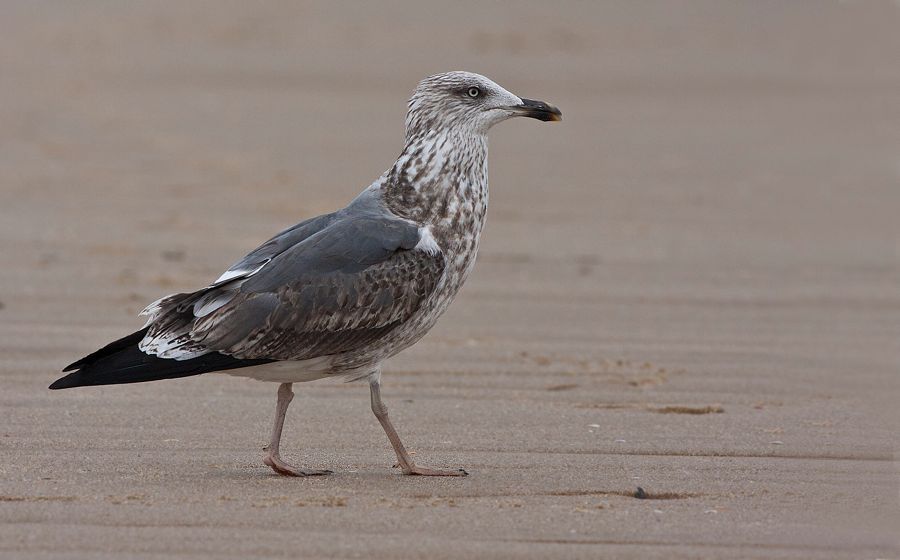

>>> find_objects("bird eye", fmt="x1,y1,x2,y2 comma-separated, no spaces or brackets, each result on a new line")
467,87,481,98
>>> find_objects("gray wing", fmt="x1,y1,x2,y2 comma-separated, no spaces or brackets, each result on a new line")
140,212,337,319
213,212,338,284
139,212,444,362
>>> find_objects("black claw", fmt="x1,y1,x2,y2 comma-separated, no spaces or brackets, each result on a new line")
634,486,648,499
459,469,469,476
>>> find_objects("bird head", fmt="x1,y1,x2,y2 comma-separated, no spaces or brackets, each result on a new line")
405,71,561,140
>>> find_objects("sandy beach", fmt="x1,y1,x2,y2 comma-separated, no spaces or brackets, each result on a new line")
1,1,898,558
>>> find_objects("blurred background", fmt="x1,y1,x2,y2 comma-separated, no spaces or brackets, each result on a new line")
1,2,898,558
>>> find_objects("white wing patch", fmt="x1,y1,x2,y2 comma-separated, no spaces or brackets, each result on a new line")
213,259,270,285
193,290,239,318
414,226,441,256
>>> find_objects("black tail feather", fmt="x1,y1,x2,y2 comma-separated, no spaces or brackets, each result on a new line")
62,328,151,372
52,329,273,389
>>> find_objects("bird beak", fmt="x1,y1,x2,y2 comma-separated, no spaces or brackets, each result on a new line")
510,98,562,122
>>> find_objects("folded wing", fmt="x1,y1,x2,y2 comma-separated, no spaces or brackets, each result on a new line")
140,213,445,362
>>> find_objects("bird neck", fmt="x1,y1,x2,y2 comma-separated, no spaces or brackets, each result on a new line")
381,128,489,226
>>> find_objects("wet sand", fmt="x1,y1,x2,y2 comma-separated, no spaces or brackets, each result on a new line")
1,1,898,558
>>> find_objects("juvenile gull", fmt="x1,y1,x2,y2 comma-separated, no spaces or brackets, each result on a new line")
51,71,561,477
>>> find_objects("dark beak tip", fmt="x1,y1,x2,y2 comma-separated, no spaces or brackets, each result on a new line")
517,98,562,122
532,106,562,122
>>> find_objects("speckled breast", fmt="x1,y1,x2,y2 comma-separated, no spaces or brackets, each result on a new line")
331,157,489,374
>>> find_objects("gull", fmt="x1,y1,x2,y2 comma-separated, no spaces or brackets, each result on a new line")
51,71,561,477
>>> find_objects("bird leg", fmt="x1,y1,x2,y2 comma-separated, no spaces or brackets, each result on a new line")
263,383,332,477
369,374,468,476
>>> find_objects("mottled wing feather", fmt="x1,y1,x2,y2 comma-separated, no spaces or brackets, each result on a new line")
139,212,338,358
196,249,443,360
142,212,444,363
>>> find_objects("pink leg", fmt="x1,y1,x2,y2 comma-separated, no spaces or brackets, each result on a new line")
263,383,332,477
369,375,467,476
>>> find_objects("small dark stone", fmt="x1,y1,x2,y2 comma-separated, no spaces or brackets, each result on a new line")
634,486,648,499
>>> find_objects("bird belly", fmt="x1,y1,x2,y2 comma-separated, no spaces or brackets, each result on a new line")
220,356,340,383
